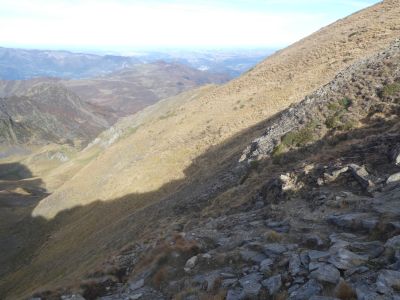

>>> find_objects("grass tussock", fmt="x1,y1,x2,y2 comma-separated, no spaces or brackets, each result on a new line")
133,234,199,287
264,230,283,242
335,280,357,300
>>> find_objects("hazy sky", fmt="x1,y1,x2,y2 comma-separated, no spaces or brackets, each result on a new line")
0,0,380,51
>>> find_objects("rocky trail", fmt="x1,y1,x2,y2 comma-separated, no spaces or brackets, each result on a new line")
52,138,400,300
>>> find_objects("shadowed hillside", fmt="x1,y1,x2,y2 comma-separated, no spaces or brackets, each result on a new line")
2,35,400,299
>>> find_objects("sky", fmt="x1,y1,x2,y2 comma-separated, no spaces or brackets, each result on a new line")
0,0,380,51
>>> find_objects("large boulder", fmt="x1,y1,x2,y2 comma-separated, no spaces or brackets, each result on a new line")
385,235,400,251
310,263,340,284
328,248,368,270
376,270,400,294
239,273,263,299
289,279,322,300
327,213,378,232
387,172,400,184
390,144,400,166
262,274,282,296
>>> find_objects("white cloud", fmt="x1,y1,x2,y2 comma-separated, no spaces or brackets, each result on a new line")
0,0,378,49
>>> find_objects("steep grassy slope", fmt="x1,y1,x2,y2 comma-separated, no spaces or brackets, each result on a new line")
2,1,400,298
34,0,400,219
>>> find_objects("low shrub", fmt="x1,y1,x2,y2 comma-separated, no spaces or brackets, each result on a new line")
281,126,314,147
382,83,400,97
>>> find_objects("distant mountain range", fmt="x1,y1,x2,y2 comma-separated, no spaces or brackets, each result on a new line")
2,1,400,299
63,61,230,118
0,47,140,80
0,61,230,147
127,49,276,77
0,46,273,80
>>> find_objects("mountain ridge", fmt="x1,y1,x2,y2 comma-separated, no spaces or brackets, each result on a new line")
1,1,400,298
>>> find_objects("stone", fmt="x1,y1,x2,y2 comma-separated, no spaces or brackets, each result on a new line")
266,219,290,233
349,241,385,259
220,272,236,279
239,273,263,298
289,253,302,276
128,294,143,300
376,270,400,294
329,232,357,246
292,276,306,285
387,172,400,184
300,251,310,268
328,248,367,270
185,256,198,270
309,297,340,300
129,279,145,291
289,279,322,300
344,265,369,277
308,250,330,262
309,261,321,272
327,213,378,232
354,283,380,300
61,295,86,300
240,250,267,264
324,164,375,190
262,274,282,296
348,164,375,190
202,253,212,259
222,278,238,288
385,235,400,251
263,243,287,256
390,144,400,166
260,258,274,273
310,263,340,284
204,271,222,292
226,289,242,300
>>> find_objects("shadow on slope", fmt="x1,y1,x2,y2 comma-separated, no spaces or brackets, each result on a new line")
1,111,399,299
0,162,33,180
0,162,49,281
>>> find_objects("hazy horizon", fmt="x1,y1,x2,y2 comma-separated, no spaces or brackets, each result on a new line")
0,0,380,51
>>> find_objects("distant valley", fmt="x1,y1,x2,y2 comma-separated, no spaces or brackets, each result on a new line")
0,47,267,148
0,46,273,80
2,1,400,300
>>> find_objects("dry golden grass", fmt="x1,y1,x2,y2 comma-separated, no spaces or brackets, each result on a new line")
335,280,357,300
264,230,283,242
3,1,400,298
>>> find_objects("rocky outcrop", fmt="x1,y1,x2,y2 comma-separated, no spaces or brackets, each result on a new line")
240,39,400,163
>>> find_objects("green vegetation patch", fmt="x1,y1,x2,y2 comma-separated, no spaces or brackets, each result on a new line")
272,121,318,158
382,83,400,97
338,97,352,110
325,97,355,131
328,98,352,112
281,124,315,148
159,110,177,120
325,113,355,131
